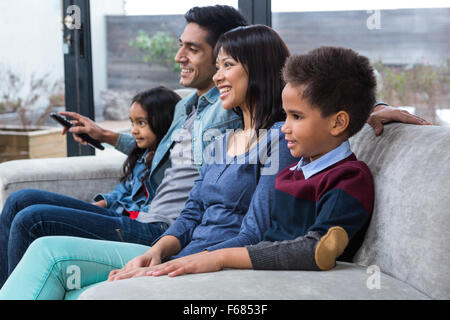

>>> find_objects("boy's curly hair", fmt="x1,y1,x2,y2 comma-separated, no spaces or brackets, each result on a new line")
283,46,377,137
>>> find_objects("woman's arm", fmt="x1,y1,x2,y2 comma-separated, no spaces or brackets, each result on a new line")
205,124,297,251
148,164,373,276
108,165,209,281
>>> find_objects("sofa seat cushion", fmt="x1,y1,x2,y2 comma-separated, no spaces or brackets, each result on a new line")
78,262,429,300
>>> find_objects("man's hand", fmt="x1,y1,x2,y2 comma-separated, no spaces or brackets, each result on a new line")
58,111,119,147
367,105,431,136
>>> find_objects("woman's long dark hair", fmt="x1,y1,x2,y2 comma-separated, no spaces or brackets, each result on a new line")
120,87,180,183
214,25,290,132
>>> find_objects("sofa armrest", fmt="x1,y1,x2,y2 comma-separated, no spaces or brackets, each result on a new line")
0,154,126,210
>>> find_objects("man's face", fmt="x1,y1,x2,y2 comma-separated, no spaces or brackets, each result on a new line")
175,23,217,96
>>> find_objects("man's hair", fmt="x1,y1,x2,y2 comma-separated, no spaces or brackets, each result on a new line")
184,5,248,48
283,46,377,137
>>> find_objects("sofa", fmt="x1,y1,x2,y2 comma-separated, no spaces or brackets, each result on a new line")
0,122,449,300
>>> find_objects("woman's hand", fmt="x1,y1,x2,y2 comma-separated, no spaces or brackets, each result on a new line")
147,251,223,277
107,236,182,281
107,250,162,281
367,104,431,136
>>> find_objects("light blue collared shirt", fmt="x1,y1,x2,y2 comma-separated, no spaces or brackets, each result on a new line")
291,140,353,179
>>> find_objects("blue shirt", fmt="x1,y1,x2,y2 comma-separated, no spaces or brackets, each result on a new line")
92,150,153,215
114,87,243,200
159,122,297,258
291,140,353,179
206,140,353,252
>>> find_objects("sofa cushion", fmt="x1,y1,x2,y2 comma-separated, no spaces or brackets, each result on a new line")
78,262,429,300
0,154,126,209
349,123,450,300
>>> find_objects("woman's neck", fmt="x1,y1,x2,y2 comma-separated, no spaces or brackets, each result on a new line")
240,104,253,132
227,104,262,157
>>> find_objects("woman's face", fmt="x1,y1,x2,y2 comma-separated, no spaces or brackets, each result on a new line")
213,48,249,111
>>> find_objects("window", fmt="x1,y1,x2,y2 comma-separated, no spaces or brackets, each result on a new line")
272,0,450,125
91,0,238,124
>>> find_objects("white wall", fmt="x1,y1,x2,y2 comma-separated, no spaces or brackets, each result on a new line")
0,0,64,89
0,0,125,116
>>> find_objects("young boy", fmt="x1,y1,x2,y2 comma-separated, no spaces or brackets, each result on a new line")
146,46,376,276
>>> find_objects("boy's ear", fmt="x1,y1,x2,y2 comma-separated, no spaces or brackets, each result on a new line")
330,111,350,136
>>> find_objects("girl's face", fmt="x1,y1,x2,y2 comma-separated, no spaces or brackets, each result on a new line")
129,102,157,150
213,48,249,112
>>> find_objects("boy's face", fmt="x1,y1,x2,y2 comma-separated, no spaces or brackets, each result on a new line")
175,23,217,96
281,83,337,161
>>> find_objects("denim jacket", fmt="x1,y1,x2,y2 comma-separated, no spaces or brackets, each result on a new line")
93,150,153,215
114,86,243,199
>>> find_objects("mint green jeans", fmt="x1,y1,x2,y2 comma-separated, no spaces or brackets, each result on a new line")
0,236,150,300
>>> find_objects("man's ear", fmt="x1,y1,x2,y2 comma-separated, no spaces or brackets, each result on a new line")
330,111,350,136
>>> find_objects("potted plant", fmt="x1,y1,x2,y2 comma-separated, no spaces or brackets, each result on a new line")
0,69,66,163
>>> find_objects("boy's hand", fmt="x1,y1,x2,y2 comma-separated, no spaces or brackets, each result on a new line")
367,105,431,136
147,251,223,277
147,248,252,277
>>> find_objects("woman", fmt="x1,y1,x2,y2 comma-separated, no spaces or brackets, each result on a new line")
0,25,296,299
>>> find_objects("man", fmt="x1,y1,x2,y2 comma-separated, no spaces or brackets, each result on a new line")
60,6,249,225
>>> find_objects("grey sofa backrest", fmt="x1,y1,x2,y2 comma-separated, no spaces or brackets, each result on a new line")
350,123,450,300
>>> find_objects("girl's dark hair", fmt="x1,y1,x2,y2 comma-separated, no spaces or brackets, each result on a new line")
214,25,290,132
120,86,180,183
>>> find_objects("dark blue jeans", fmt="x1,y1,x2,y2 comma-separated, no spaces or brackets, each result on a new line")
0,189,168,287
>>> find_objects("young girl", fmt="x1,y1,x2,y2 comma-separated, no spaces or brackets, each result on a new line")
92,87,179,221
0,86,179,287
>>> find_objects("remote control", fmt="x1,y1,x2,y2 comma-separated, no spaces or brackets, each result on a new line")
50,112,105,150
